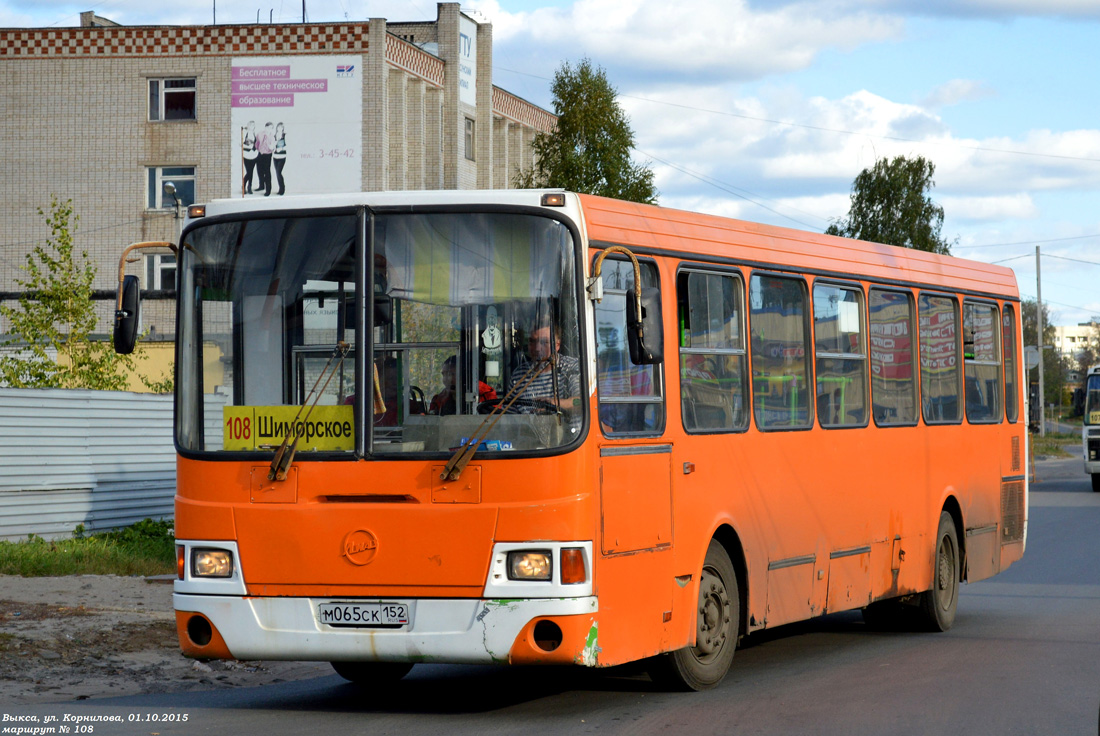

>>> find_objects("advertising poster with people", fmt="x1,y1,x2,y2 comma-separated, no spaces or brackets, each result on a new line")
230,55,362,197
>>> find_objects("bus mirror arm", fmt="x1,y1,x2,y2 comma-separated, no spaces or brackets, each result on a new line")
113,241,176,355
590,246,662,365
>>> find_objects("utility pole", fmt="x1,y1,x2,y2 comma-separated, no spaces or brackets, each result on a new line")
1036,245,1045,437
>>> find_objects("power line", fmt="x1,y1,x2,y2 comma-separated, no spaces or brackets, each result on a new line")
1043,253,1100,268
955,232,1100,250
991,253,1031,265
636,149,824,230
0,217,147,251
496,65,1100,167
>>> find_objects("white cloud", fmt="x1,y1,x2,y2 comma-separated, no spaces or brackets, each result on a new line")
474,0,903,82
920,79,996,110
602,78,1100,249
871,0,1100,19
939,194,1039,222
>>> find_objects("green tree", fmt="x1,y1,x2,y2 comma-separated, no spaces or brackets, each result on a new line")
1021,298,1066,408
516,58,657,204
0,197,170,391
826,155,954,254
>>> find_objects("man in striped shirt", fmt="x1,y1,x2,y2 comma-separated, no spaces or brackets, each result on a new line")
513,323,581,412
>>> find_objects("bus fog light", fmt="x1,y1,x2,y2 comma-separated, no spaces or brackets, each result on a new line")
192,549,234,578
507,550,552,580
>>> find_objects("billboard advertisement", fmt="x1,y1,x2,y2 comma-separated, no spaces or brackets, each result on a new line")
459,16,477,106
231,56,363,197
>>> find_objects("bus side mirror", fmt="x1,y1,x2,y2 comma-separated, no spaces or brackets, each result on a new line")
626,286,663,365
374,296,394,326
113,274,140,355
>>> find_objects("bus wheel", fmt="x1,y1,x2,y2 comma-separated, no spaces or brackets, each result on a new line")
331,661,414,684
918,511,960,632
647,540,738,691
1091,474,1100,493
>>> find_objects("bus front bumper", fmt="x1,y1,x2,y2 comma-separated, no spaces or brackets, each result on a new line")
174,593,600,666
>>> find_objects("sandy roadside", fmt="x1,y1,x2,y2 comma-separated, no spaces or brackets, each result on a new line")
0,574,331,704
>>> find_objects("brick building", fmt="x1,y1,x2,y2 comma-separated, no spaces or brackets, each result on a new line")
0,3,555,357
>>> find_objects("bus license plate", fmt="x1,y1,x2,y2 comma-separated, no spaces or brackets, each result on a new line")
318,601,410,628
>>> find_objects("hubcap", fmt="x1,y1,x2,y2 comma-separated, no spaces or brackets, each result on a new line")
935,534,956,609
695,565,731,660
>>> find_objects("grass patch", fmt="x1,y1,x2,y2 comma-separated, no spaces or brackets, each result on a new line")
0,518,175,577
1031,432,1079,459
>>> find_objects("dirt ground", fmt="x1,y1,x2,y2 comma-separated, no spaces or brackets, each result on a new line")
0,574,332,704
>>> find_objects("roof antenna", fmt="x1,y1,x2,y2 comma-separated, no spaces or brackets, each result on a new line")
302,0,308,23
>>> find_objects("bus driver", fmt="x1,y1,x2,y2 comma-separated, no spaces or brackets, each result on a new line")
512,322,581,412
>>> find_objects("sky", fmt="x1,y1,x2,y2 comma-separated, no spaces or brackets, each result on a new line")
5,0,1100,327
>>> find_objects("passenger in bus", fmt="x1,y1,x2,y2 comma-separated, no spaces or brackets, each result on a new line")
513,322,581,411
429,355,497,415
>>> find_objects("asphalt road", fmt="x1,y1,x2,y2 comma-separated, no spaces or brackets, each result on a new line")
5,451,1098,736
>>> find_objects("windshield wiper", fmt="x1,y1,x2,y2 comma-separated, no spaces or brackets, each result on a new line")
269,341,351,481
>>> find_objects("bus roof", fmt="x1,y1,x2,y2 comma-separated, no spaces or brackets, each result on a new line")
188,189,1018,300
193,189,559,220
578,193,1020,300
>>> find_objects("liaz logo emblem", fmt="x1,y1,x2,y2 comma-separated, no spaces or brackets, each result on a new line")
342,529,378,566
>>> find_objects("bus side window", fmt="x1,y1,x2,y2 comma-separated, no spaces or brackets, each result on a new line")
1003,304,1018,423
869,289,918,426
812,282,868,428
749,273,812,430
963,301,1002,423
595,257,665,436
919,294,962,424
678,269,748,433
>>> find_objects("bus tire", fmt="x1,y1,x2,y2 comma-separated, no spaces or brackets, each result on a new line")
331,661,414,684
647,540,738,691
1091,474,1100,493
918,511,960,632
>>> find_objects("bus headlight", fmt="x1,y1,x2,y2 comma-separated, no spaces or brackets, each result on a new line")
192,549,234,578
507,550,552,581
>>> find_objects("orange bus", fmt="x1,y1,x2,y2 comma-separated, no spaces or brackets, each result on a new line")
115,189,1026,690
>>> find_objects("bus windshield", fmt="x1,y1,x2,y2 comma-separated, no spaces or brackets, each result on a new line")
1086,372,1100,425
176,210,583,456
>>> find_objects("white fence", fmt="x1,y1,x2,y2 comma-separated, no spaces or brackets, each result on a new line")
0,387,176,541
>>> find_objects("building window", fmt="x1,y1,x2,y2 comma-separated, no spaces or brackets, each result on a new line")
147,167,195,210
145,253,177,291
149,78,197,121
464,117,475,161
